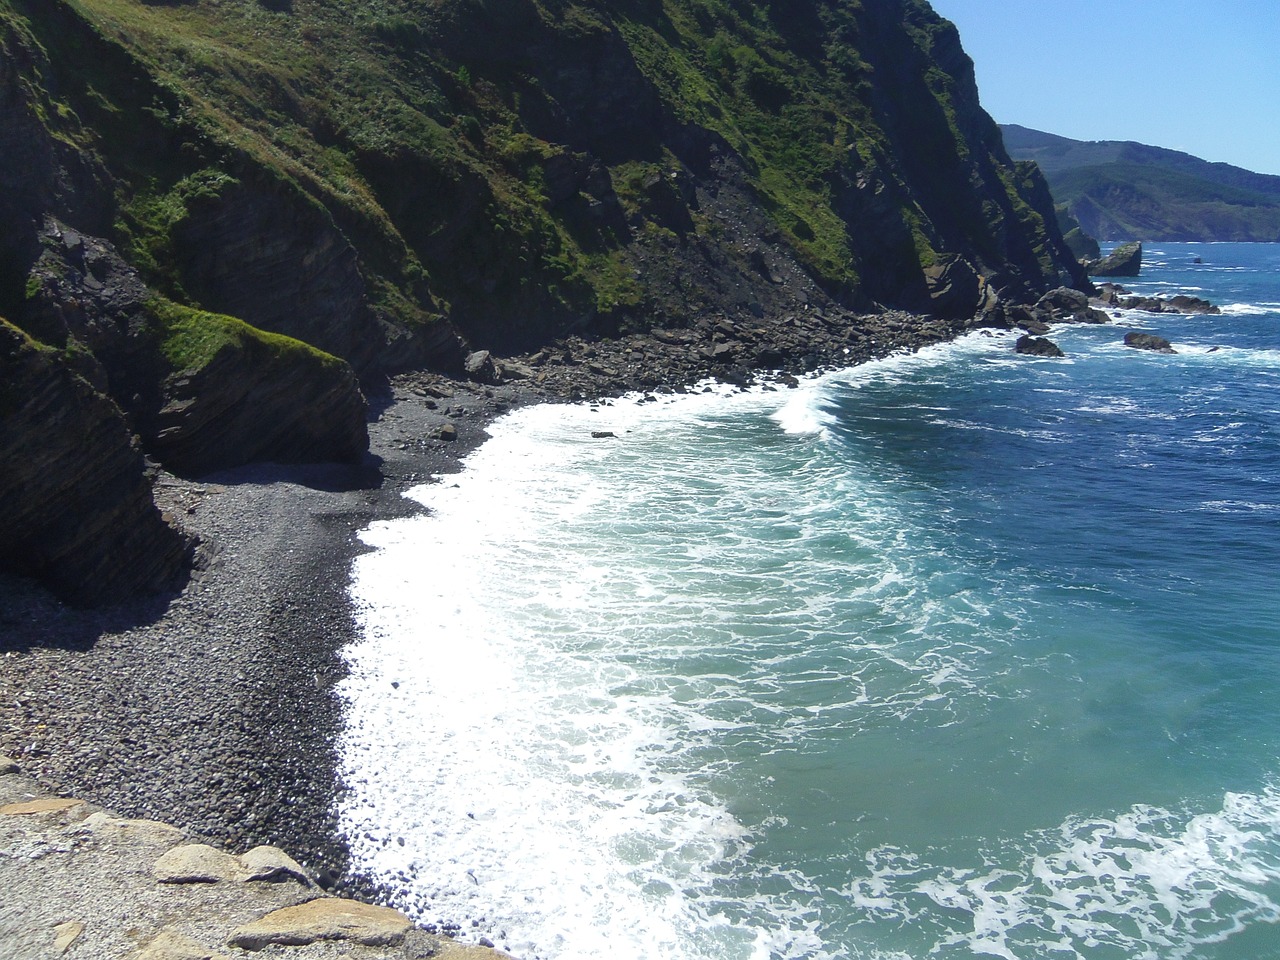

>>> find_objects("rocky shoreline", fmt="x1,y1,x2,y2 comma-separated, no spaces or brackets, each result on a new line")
1,298,1102,953
2,270,1220,951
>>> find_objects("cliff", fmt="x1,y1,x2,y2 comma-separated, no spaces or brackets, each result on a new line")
0,0,1082,603
1002,123,1280,242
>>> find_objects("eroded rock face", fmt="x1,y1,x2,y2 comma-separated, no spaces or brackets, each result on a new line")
151,339,368,477
24,222,369,479
1088,242,1143,278
0,319,190,606
170,173,383,374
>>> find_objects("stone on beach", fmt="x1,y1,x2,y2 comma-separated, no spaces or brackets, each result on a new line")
240,844,314,885
0,797,85,816
154,843,246,883
53,920,85,954
84,810,187,845
227,897,413,948
136,928,233,960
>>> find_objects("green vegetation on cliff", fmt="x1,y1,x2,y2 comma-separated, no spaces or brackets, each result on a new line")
4,0,1080,365
145,297,345,376
1,0,1085,602
1002,123,1280,242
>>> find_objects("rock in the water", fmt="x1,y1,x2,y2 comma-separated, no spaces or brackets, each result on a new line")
154,843,246,884
1164,294,1222,315
1115,293,1220,315
1035,286,1089,316
1124,332,1176,354
1015,335,1065,358
227,898,412,949
1088,241,1143,277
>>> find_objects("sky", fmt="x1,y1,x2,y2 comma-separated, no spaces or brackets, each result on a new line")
926,0,1280,175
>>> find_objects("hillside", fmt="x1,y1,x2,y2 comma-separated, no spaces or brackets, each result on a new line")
1,0,1083,602
1002,123,1280,242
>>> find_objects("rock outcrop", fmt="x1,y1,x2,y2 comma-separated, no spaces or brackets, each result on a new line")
0,318,190,606
1095,283,1221,315
0,762,509,960
1015,334,1065,358
1124,332,1176,354
1087,242,1143,277
23,224,369,478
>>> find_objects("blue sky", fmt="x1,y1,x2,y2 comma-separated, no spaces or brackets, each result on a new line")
926,0,1280,175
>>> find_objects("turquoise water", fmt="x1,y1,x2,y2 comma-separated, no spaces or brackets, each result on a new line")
340,243,1280,959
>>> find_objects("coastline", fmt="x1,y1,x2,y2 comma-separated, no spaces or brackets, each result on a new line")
0,307,972,920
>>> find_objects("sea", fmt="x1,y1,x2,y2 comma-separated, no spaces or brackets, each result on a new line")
338,242,1280,960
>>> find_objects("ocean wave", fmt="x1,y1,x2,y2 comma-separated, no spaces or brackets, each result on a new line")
1220,302,1277,316
842,785,1280,960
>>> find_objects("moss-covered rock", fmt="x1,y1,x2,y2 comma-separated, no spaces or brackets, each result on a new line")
143,298,368,476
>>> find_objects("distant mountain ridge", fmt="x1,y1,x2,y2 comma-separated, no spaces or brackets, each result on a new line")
1001,124,1280,242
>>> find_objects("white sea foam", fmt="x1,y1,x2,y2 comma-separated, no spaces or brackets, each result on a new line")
843,786,1280,960
340,387,887,959
1220,302,1276,316
338,352,1025,959
338,295,1280,959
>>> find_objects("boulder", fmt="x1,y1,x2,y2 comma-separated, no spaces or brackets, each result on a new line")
1165,294,1222,315
1036,286,1089,316
137,929,233,960
1124,332,1176,354
1087,241,1143,277
240,845,313,885
1034,287,1109,324
53,922,85,954
154,843,246,883
83,811,186,846
1116,294,1220,316
1015,335,1065,358
464,349,500,384
227,898,412,949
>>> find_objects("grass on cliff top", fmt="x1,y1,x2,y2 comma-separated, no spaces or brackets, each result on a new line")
146,297,345,374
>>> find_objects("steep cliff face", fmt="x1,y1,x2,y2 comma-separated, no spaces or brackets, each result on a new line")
2,0,1080,355
0,0,1082,603
0,319,191,606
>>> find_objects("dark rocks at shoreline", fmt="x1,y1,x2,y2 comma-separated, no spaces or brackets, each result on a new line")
1086,241,1143,277
1124,332,1177,354
1015,335,1065,358
1094,282,1221,315
472,306,970,403
984,286,1111,335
